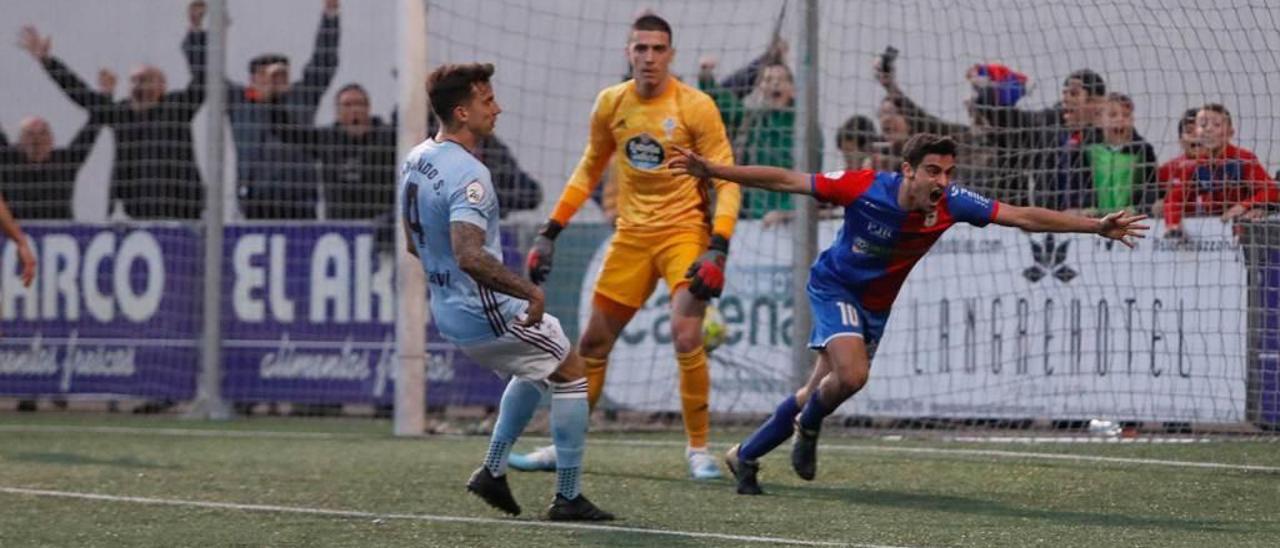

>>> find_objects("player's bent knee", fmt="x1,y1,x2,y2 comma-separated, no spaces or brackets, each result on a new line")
578,330,615,359
832,364,869,394
671,322,703,354
549,352,585,383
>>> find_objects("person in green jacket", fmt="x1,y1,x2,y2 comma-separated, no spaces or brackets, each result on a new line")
698,40,795,225
1083,93,1159,216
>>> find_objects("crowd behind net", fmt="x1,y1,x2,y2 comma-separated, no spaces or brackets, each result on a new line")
0,0,1278,435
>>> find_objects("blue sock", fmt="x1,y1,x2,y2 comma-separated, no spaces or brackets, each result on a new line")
738,395,801,462
550,378,589,499
798,392,832,432
483,377,546,476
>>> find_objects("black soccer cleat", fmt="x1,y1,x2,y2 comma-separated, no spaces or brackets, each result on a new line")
466,467,522,516
725,443,764,495
791,419,819,481
545,494,616,521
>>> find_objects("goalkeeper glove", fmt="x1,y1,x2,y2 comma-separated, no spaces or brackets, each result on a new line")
526,220,563,284
685,234,730,300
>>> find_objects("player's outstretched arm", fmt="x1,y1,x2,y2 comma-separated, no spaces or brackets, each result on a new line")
994,205,1149,249
668,146,810,195
451,221,545,326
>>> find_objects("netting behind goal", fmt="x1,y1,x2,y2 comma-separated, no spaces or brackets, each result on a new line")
1,0,1278,433
425,0,1280,433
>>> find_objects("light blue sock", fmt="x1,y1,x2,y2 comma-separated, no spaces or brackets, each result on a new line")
550,378,589,499
484,377,546,476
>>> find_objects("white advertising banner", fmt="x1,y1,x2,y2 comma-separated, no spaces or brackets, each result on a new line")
583,217,1247,422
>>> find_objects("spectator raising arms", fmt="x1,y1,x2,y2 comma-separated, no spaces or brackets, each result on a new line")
698,38,796,224
193,0,342,220
20,13,205,220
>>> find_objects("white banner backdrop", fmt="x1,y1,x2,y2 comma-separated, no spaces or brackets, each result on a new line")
583,217,1247,422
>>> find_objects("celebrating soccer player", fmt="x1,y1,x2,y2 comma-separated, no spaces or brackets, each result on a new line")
401,63,612,520
669,133,1147,495
512,14,741,480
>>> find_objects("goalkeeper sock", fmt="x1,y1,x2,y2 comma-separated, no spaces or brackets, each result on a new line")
739,394,801,461
483,377,546,476
550,378,589,500
583,356,608,410
677,348,711,449
797,391,833,432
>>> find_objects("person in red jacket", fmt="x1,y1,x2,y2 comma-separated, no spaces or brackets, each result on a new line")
1163,104,1277,238
1155,108,1202,199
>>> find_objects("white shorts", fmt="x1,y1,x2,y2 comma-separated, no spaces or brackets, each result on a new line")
459,313,571,381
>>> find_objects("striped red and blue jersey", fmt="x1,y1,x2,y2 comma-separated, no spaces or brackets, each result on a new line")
808,169,999,313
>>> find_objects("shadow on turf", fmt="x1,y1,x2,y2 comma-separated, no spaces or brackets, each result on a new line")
3,451,180,470
587,469,1232,533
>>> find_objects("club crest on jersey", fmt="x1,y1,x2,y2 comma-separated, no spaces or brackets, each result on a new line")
625,133,665,170
465,180,485,204
923,209,939,227
662,117,676,139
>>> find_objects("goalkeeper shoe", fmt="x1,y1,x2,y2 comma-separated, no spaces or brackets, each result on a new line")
546,493,615,521
724,444,763,495
791,419,819,481
466,467,521,516
507,444,557,472
687,448,723,480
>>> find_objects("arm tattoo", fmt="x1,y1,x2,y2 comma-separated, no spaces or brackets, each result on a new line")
450,221,539,301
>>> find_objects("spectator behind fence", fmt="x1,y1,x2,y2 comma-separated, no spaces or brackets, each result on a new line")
968,67,1108,210
876,56,1025,203
835,114,879,171
1163,104,1277,238
0,115,100,220
189,0,341,220
422,112,542,219
1074,93,1158,216
698,38,795,225
270,83,394,220
1156,108,1204,212
20,15,206,220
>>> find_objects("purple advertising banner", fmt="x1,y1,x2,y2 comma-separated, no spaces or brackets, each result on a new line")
0,224,201,398
220,223,509,406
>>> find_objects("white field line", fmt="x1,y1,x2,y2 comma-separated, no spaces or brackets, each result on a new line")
0,486,889,547
4,423,1278,473
574,438,1280,474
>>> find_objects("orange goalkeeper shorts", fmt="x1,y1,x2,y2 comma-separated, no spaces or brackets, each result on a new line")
593,230,710,310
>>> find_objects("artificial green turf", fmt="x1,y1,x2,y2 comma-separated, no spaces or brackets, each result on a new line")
1,414,1277,547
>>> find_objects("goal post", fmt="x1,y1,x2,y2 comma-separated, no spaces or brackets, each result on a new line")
394,0,430,436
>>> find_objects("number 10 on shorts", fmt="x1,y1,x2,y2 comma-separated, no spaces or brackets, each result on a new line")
838,302,860,327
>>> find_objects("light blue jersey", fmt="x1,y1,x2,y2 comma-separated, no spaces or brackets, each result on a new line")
400,139,525,345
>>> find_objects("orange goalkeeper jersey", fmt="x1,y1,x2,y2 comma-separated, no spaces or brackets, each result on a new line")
551,77,741,238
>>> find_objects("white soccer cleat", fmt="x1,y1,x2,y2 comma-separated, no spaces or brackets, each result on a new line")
507,444,557,472
687,448,723,480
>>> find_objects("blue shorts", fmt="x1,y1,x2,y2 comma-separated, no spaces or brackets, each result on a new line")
807,284,888,358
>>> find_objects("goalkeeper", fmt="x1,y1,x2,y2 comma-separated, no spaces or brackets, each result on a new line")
512,13,740,480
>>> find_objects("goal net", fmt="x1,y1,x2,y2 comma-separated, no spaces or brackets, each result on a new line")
424,0,1280,433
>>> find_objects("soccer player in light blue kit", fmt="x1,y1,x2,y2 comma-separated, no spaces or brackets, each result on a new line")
401,63,613,520
670,133,1148,495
